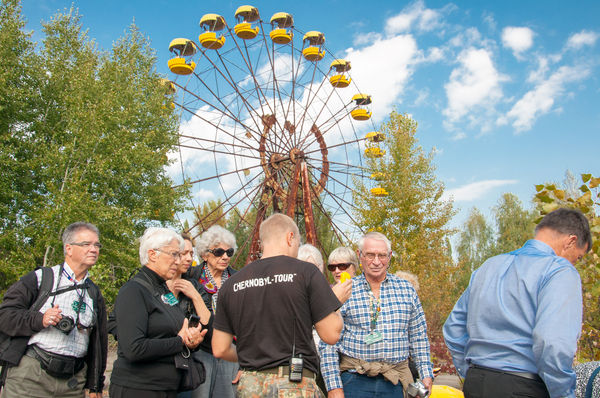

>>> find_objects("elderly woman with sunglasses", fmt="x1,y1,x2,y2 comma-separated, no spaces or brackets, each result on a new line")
110,228,206,398
327,246,358,283
186,225,239,398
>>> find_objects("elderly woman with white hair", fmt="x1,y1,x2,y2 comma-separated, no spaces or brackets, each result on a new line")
110,228,207,398
298,243,324,273
186,225,239,398
327,246,358,283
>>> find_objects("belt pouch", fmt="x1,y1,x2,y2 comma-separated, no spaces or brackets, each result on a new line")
33,347,76,379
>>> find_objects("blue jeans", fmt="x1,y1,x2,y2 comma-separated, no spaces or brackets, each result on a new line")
341,371,404,398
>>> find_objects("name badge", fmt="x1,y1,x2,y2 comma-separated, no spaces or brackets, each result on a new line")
364,331,383,345
161,292,179,306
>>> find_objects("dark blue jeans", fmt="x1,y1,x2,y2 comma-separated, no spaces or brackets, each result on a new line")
341,371,404,398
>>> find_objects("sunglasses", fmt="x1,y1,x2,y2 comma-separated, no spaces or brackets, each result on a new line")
327,263,353,272
208,248,235,257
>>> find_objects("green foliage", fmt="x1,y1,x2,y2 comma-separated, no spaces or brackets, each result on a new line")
533,173,600,361
0,3,188,304
492,193,536,255
352,111,457,331
456,207,494,272
456,193,536,279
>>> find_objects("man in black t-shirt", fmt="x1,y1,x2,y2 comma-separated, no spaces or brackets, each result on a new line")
213,213,342,398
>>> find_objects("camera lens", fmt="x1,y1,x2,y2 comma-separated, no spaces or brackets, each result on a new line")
55,316,75,334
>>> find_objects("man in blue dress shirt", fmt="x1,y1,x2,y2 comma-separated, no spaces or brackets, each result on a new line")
444,208,591,398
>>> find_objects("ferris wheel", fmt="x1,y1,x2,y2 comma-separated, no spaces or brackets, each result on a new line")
165,6,388,264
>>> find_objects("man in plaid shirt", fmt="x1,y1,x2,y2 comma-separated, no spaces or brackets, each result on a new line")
319,232,433,398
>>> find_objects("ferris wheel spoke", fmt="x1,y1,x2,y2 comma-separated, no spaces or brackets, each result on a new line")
211,50,283,142
305,163,359,203
179,143,263,161
172,162,264,188
180,133,256,153
305,166,363,227
175,92,282,153
174,84,261,144
309,192,354,245
189,169,265,231
295,84,336,150
230,34,285,148
304,156,368,173
303,136,366,157
294,63,330,141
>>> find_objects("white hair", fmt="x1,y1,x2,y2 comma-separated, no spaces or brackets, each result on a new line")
297,244,324,271
196,225,237,256
357,232,391,253
328,246,358,267
139,227,184,265
395,270,420,291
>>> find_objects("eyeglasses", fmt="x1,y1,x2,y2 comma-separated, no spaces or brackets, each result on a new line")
155,249,181,259
327,263,353,272
208,248,234,257
70,241,102,249
361,252,390,261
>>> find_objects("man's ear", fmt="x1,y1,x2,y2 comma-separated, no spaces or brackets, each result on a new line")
565,234,578,249
286,231,295,247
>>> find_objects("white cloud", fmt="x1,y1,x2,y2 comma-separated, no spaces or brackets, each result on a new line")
499,64,591,132
566,30,599,50
443,48,506,126
353,31,383,46
442,179,518,202
501,26,534,57
527,55,550,83
345,34,419,121
385,0,444,35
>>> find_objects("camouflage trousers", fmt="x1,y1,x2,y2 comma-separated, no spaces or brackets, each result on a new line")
236,369,324,398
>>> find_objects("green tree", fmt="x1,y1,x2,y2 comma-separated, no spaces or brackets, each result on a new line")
533,174,600,361
353,111,456,331
0,5,188,303
456,207,494,272
492,193,536,255
0,0,42,285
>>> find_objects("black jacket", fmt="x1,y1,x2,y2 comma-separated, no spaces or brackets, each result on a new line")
110,267,187,391
0,269,108,393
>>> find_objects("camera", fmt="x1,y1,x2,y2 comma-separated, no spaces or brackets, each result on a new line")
407,380,430,398
188,314,200,329
289,355,303,382
54,315,75,335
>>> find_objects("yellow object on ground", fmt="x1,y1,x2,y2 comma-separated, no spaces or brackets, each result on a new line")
431,385,464,398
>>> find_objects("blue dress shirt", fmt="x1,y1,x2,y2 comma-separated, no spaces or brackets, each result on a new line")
320,273,433,391
443,239,583,398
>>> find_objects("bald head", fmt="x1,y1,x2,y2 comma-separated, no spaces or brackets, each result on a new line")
259,213,301,258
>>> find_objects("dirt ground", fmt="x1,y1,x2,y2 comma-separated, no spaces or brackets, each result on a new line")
92,345,462,396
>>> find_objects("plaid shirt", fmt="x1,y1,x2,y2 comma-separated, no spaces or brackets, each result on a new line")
319,273,433,391
28,263,95,357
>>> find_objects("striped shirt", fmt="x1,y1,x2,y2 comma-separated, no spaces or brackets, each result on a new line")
319,273,433,391
28,263,95,358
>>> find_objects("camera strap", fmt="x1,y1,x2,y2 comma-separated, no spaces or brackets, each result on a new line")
50,265,90,330
291,317,296,357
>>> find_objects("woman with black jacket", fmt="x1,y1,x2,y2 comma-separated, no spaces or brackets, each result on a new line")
185,225,239,398
109,228,206,398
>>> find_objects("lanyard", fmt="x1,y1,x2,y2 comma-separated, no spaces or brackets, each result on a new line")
51,264,89,328
367,289,381,332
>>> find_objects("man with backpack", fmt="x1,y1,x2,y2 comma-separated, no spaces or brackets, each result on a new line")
0,222,107,397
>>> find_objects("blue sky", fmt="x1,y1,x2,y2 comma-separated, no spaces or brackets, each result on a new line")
21,0,600,235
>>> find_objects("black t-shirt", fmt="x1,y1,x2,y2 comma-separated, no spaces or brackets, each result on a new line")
214,255,340,373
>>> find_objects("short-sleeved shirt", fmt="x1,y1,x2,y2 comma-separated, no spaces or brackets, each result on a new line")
213,255,341,374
